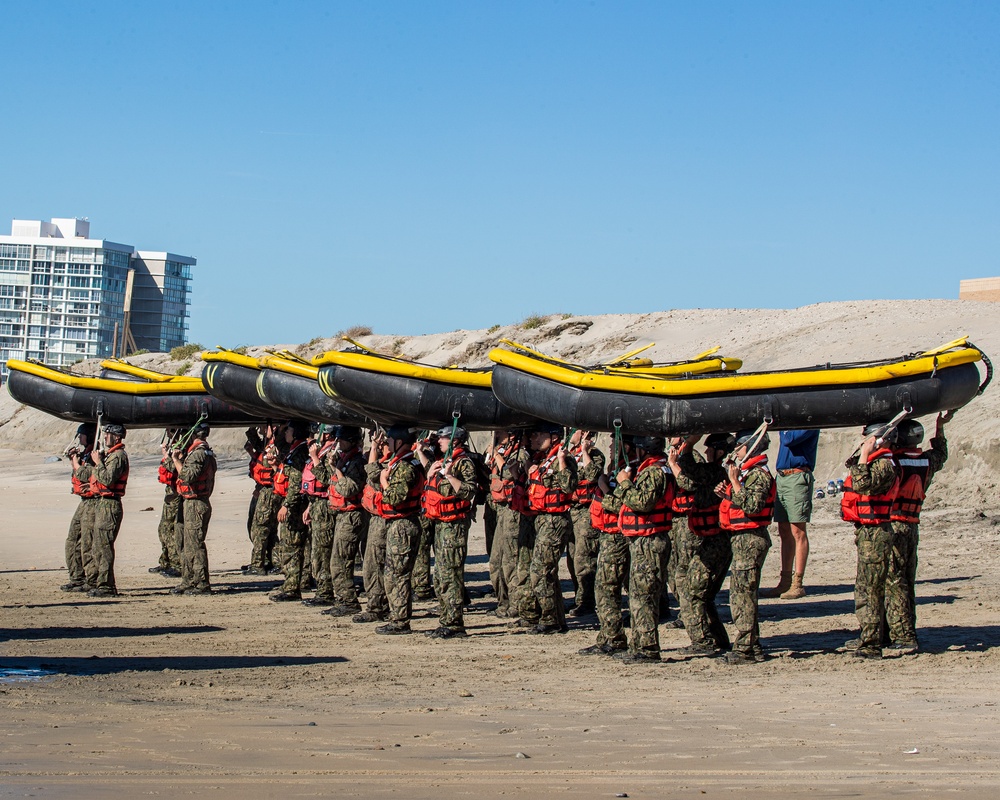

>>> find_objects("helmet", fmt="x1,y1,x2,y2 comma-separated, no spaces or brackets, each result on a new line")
103,423,126,437
735,429,770,457
384,424,417,443
704,432,736,455
633,435,665,454
332,425,362,442
192,421,210,438
436,425,468,443
530,421,563,436
862,422,897,444
896,420,924,448
288,419,311,440
76,422,97,440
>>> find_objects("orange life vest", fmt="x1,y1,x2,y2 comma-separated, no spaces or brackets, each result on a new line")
273,440,307,498
301,442,336,498
526,445,573,514
489,442,520,504
249,448,275,488
327,447,364,511
890,448,931,524
422,448,474,522
371,452,425,520
157,454,177,487
689,499,723,536
568,445,599,506
840,449,899,525
618,456,676,537
88,443,129,499
718,456,776,531
175,440,217,500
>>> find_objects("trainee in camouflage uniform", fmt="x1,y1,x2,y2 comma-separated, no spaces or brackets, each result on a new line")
514,423,578,635
579,436,637,656
171,424,217,595
245,425,282,575
87,424,130,597
411,435,440,601
353,443,391,624
666,435,701,632
315,426,369,617
270,421,312,601
668,433,735,654
487,430,529,617
423,425,479,638
841,422,902,659
370,425,425,635
567,431,606,616
719,429,776,664
301,427,339,606
153,434,183,577
61,424,97,593
885,416,949,653
610,436,675,663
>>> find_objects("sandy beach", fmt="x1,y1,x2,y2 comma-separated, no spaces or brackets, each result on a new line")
3,299,1000,798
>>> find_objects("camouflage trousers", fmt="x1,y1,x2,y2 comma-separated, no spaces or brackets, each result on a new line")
248,485,280,570
672,519,697,632
528,512,572,628
434,518,471,630
594,532,631,649
628,532,670,656
570,505,600,610
179,498,212,591
330,510,366,607
384,516,421,626
363,515,389,614
65,497,97,586
411,515,434,596
278,506,311,595
685,532,732,650
729,528,771,656
488,503,520,615
92,497,124,593
886,521,919,644
308,497,337,600
514,515,538,622
157,490,183,571
854,523,892,651
483,500,497,558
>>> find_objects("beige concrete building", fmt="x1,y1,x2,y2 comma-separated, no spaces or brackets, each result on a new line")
960,277,1000,302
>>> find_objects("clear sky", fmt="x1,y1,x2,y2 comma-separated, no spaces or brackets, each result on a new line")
2,1,997,348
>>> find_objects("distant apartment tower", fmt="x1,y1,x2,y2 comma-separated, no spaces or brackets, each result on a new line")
0,217,194,379
959,277,1000,302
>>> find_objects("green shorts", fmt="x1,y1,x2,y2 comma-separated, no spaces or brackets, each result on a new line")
773,471,814,524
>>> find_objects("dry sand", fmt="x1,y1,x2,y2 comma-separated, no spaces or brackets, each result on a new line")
2,300,1000,798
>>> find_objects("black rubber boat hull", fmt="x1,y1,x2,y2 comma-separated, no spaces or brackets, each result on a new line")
317,364,538,430
201,362,287,420
490,361,984,435
5,370,263,428
257,368,371,426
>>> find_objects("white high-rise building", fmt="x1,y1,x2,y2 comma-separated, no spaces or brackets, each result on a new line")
0,217,194,379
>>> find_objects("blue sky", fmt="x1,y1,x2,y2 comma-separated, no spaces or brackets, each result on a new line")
2,1,997,348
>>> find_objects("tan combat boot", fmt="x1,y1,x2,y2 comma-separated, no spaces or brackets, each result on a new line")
759,570,792,598
780,572,806,599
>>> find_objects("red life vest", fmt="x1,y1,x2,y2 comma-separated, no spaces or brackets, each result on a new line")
301,442,336,498
273,440,307,498
489,442,520,504
157,454,177,487
249,448,275,488
672,487,696,516
618,456,676,537
88,443,129,499
526,445,573,514
589,492,620,534
371,453,426,520
327,448,364,511
423,449,474,522
840,449,899,525
718,456,776,531
890,448,931,524
568,445,599,506
176,440,217,500
689,497,723,536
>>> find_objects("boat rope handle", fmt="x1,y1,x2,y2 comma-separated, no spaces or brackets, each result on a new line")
173,412,209,454
441,411,461,465
736,419,770,469
95,401,105,453
967,340,993,396
612,419,623,474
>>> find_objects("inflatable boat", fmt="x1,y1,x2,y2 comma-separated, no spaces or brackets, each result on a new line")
200,350,291,420
488,338,992,436
254,352,372,426
4,358,264,428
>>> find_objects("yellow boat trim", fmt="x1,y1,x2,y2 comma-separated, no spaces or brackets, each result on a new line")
488,343,982,396
497,339,742,376
201,349,263,370
312,350,493,388
100,359,190,383
7,360,207,395
257,353,320,380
